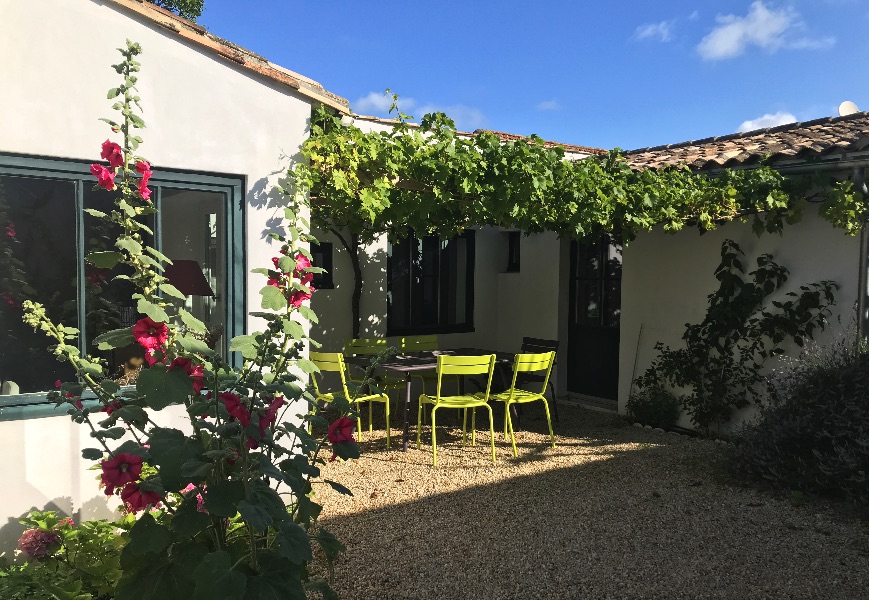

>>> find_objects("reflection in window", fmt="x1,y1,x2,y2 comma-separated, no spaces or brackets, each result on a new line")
387,231,475,335
572,234,622,327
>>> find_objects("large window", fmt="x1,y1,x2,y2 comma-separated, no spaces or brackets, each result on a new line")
0,154,243,412
387,231,475,335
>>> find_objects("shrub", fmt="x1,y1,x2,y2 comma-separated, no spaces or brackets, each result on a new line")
732,336,869,504
626,385,680,428
0,511,130,600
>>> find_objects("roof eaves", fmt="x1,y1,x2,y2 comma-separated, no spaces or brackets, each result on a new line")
104,0,349,112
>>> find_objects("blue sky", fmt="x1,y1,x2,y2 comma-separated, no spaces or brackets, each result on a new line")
199,1,868,151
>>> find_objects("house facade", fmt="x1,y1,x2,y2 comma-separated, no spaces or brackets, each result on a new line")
0,0,347,546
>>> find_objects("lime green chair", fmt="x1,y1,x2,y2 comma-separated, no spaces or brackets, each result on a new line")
343,338,403,393
416,354,497,466
397,335,459,396
309,351,391,448
487,351,556,457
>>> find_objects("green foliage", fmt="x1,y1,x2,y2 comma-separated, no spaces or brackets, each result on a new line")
147,0,204,21
0,511,132,600
20,41,361,598
626,385,680,429
732,336,869,504
634,239,837,433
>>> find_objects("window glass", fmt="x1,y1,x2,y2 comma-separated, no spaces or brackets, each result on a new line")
0,175,77,393
387,230,474,335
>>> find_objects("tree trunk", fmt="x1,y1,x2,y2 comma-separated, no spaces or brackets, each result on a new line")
330,228,363,339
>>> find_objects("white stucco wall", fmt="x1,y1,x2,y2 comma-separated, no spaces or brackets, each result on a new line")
618,207,863,429
0,0,317,547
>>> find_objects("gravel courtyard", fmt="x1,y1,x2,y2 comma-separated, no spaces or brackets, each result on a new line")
311,404,869,600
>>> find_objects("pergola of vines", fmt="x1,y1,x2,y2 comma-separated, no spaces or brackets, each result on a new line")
288,103,866,337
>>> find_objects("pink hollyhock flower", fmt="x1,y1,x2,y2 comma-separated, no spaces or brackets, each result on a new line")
328,416,356,444
102,400,122,415
220,392,251,427
57,518,75,529
100,140,124,169
181,483,208,513
120,483,161,514
54,380,62,389
132,317,168,351
100,452,143,495
169,357,205,393
135,161,150,174
289,288,313,308
2,294,17,307
17,529,61,560
260,396,285,437
90,164,116,191
5,223,15,239
66,392,82,410
85,264,106,287
138,169,152,201
292,253,314,285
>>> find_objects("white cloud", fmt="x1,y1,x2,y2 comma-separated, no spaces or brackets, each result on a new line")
536,99,560,111
352,91,487,131
353,91,400,114
697,1,835,61
635,20,674,42
737,111,797,132
689,11,700,21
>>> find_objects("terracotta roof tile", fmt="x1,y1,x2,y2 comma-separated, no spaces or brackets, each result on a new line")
105,0,349,112
625,112,869,171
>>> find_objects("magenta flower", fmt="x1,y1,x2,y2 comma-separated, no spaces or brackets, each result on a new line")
5,223,15,239
100,452,143,495
135,160,151,173
169,357,205,393
120,483,161,514
221,392,251,427
132,317,168,351
289,288,313,308
138,169,152,201
90,164,116,191
17,529,61,560
100,140,124,168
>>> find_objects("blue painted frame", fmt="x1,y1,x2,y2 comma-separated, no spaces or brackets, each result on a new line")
0,152,246,420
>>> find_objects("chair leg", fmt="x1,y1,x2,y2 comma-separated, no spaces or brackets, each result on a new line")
431,406,439,466
385,398,391,449
471,408,477,446
549,381,559,422
541,399,556,448
461,408,468,446
356,407,363,442
503,404,509,439
416,400,424,450
506,403,518,458
486,404,496,464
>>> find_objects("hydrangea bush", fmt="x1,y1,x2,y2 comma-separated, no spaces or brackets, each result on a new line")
20,40,361,599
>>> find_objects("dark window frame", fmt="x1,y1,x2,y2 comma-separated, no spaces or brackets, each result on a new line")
386,230,475,336
0,152,245,419
505,230,521,272
309,241,334,289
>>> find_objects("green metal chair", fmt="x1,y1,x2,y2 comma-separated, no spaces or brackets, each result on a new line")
487,351,556,457
416,354,497,466
310,351,392,448
343,337,404,394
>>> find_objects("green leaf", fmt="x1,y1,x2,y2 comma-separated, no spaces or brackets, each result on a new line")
230,335,260,360
124,513,171,556
136,298,170,323
145,246,173,264
277,256,296,273
87,251,124,269
296,359,319,374
313,528,346,562
83,208,108,218
180,460,213,480
137,364,194,410
171,497,211,538
93,426,127,440
192,550,247,600
114,405,148,426
81,448,104,460
297,305,318,323
282,319,305,339
243,553,305,600
331,441,360,461
93,327,134,350
160,283,187,300
260,285,287,311
275,521,313,565
202,481,245,518
238,482,286,533
179,308,208,334
177,334,213,355
147,427,206,491
116,236,143,255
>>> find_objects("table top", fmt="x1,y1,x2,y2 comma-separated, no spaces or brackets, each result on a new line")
345,348,514,374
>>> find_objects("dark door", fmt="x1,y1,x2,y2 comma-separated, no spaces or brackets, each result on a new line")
567,236,622,399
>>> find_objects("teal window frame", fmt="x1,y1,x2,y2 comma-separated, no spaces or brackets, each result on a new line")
0,152,246,420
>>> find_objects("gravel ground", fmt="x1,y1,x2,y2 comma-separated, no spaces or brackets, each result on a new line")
309,403,869,600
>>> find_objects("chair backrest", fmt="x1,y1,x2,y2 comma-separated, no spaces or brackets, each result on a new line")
398,335,438,352
434,354,495,400
521,337,559,359
509,351,556,395
309,351,349,398
344,337,389,356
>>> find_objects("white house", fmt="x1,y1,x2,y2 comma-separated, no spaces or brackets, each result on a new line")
0,0,348,549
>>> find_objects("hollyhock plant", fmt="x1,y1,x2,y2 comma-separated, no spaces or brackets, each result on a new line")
221,392,251,427
289,288,313,308
100,139,124,168
100,452,143,495
5,222,15,239
169,356,205,392
293,252,314,285
17,528,61,560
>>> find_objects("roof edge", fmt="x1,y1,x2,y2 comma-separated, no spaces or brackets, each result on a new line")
104,0,350,112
